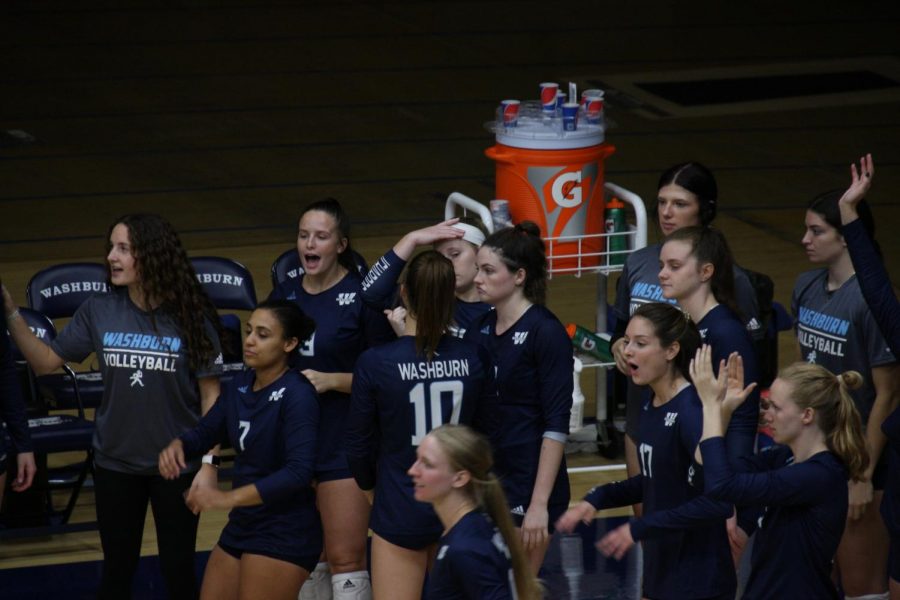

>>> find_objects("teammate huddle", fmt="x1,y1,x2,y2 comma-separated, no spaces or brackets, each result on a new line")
0,153,897,600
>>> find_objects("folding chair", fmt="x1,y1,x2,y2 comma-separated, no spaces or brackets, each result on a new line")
1,308,96,537
190,257,258,382
26,262,108,409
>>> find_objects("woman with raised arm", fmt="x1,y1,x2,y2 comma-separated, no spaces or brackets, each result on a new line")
556,303,735,600
3,213,223,600
463,221,573,573
409,424,542,600
793,185,899,599
692,346,868,599
269,198,394,600
159,300,321,600
347,251,495,600
837,154,900,600
361,216,492,338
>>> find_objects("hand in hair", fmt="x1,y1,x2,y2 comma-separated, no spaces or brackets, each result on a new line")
555,500,596,533
395,218,463,260
383,306,407,338
838,153,874,225
848,479,874,521
596,523,635,560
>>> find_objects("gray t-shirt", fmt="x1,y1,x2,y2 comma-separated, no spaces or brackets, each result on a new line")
51,289,223,474
792,269,896,423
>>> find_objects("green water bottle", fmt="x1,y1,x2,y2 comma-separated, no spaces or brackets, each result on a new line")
566,323,614,363
604,197,627,266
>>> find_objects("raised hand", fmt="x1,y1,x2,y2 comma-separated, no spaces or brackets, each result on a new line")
839,153,874,211
722,352,757,416
689,345,725,407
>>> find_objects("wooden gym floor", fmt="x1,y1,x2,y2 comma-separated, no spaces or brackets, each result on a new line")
1,0,899,588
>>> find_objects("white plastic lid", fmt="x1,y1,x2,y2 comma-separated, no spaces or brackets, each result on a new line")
486,115,605,149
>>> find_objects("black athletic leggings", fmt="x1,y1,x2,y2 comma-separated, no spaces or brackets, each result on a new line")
94,465,199,600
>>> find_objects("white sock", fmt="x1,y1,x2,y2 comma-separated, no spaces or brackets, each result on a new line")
299,562,333,600
332,570,372,600
844,593,890,600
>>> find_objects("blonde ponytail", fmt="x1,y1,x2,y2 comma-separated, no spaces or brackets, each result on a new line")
430,425,543,599
778,363,869,480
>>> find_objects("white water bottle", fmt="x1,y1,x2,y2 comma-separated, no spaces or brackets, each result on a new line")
570,356,585,433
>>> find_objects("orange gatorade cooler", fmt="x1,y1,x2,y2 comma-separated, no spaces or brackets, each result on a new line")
485,104,614,271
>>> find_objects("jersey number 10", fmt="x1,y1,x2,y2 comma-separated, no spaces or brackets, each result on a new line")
409,380,464,446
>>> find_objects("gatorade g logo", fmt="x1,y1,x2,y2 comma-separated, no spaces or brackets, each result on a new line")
551,171,583,208
530,163,598,238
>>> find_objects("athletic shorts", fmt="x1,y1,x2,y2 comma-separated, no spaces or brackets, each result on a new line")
315,466,353,483
217,541,319,573
371,528,440,551
510,503,568,535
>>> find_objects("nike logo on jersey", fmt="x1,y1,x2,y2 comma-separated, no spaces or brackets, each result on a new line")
336,292,357,306
510,505,525,516
269,387,286,402
437,545,449,560
512,331,528,345
699,328,708,339
664,412,678,427
238,385,249,394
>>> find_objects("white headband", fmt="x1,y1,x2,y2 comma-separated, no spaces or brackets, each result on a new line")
451,223,485,247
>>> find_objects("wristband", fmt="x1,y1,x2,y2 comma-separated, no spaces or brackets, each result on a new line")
201,454,221,468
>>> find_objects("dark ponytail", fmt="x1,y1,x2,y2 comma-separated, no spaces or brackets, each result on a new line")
663,226,741,320
481,220,547,304
403,251,455,360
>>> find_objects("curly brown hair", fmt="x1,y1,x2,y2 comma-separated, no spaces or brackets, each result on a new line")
106,214,222,371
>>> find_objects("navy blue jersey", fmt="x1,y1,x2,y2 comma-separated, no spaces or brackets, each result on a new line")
361,249,491,338
347,335,496,544
697,304,761,436
180,369,322,558
270,271,394,474
585,385,734,599
464,305,573,511
700,437,847,599
426,511,516,600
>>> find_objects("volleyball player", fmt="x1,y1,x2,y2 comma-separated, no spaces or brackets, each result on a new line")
464,221,573,573
610,162,761,517
793,187,899,599
557,303,736,600
410,425,542,600
361,217,492,338
159,300,321,600
692,344,868,599
346,250,495,599
269,198,394,600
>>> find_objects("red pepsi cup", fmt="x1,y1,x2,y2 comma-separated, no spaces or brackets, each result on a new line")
500,99,520,127
540,82,559,114
583,96,604,124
